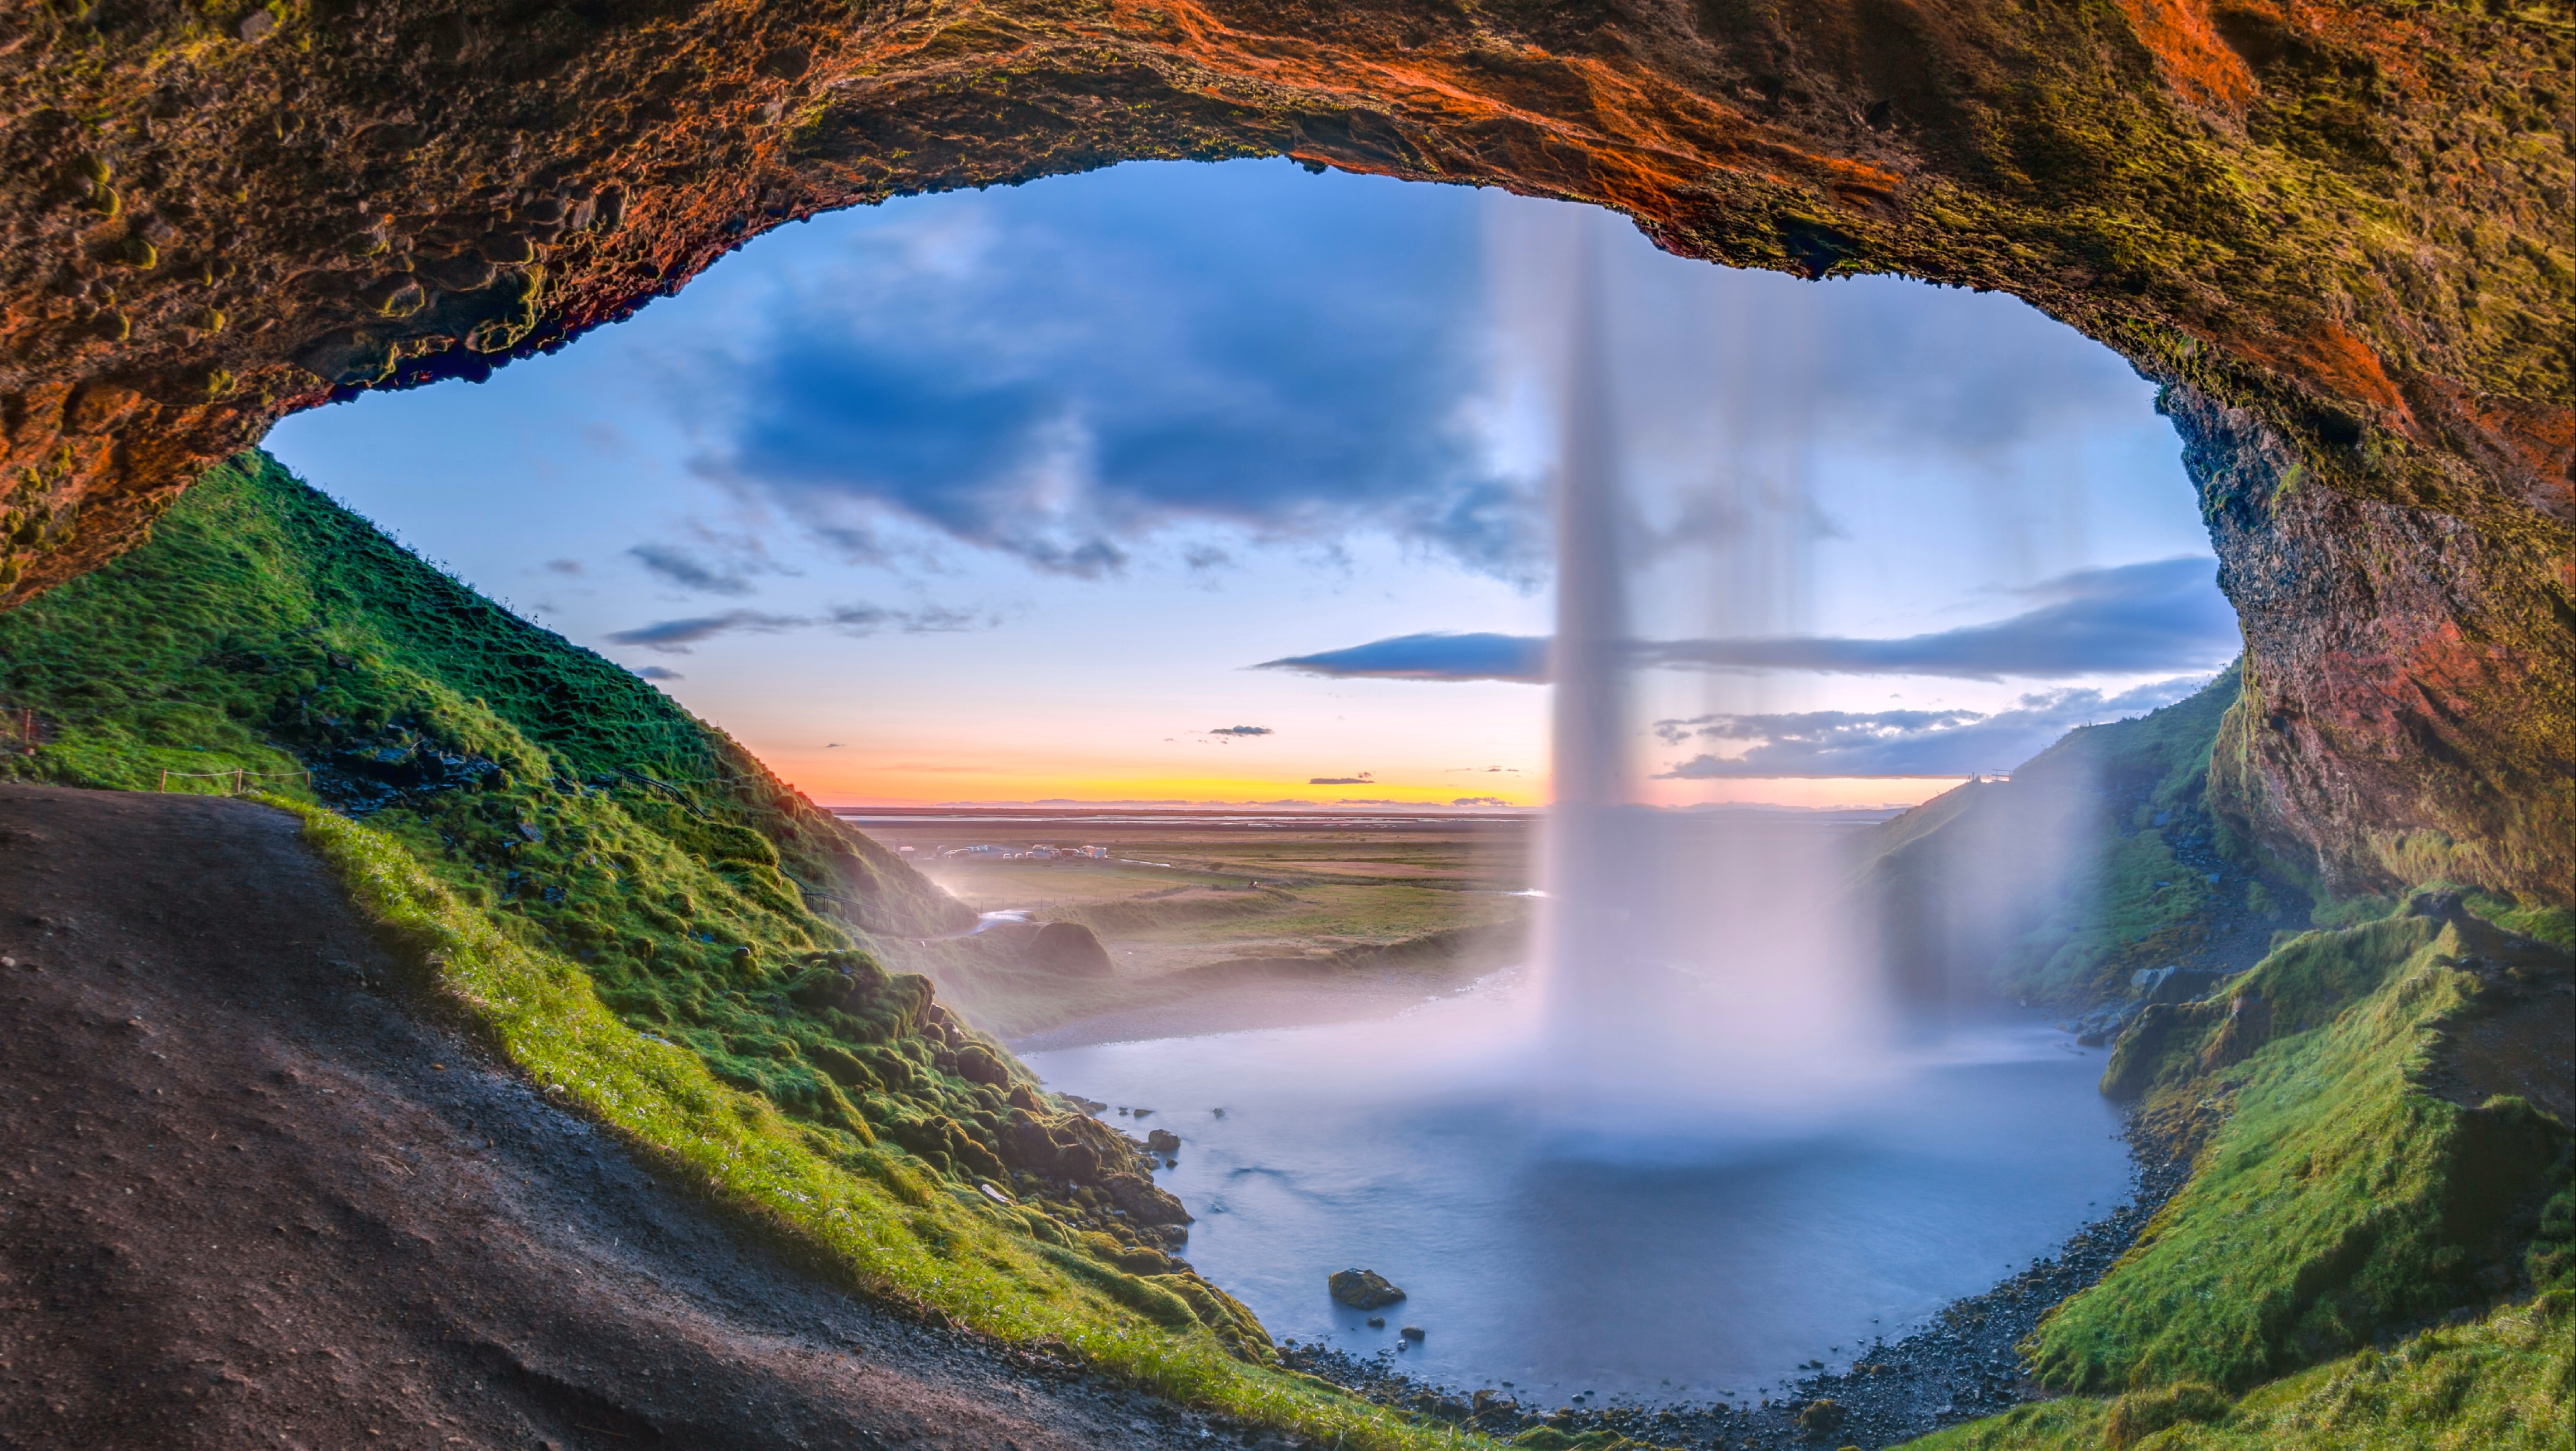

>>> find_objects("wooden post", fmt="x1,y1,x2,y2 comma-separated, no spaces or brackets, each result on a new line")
233,768,244,795
160,770,168,791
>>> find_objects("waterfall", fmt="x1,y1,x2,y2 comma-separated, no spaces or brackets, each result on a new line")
1502,205,1892,1147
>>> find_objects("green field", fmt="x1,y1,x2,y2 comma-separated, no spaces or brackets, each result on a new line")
854,816,1536,1039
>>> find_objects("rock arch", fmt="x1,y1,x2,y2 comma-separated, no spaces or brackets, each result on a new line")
0,0,2566,897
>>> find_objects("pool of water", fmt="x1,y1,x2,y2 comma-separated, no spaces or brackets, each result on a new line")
1020,984,2129,1405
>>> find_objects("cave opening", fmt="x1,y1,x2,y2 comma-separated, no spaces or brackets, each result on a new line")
255,156,2234,1398
5,6,2565,1439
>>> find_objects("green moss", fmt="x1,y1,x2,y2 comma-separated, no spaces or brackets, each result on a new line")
2042,915,2571,1392
1902,1293,2574,1450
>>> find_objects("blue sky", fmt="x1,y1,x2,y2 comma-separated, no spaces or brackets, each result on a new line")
264,159,2227,807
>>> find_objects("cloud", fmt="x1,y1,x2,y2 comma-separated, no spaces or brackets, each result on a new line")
1209,725,1274,737
1452,796,1511,807
631,665,683,680
606,601,990,652
1635,559,2236,681
629,543,756,596
1259,632,1550,683
604,610,811,654
680,163,1544,581
1309,773,1374,785
1651,675,2216,778
1257,558,2234,684
827,602,989,635
543,558,585,575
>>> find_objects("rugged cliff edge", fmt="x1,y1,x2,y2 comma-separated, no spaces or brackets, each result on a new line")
0,0,2569,902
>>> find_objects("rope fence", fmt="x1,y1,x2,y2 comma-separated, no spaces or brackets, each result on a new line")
156,767,312,796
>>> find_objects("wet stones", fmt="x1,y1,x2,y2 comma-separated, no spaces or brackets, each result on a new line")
1328,1267,1406,1309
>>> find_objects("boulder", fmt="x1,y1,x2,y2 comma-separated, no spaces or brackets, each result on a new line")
1100,1171,1192,1225
1328,1268,1406,1309
1025,921,1114,976
1145,1128,1181,1154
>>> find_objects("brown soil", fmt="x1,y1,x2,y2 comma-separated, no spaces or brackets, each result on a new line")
0,784,1280,1451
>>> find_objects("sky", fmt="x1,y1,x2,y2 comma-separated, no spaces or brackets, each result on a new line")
263,159,2233,810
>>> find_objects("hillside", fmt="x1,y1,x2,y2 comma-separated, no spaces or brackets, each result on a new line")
1856,667,2318,1010
0,452,1509,1450
0,782,1238,1450
1,449,2567,1451
1839,671,2575,1451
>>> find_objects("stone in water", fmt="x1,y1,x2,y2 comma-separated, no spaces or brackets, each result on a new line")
1328,1268,1406,1309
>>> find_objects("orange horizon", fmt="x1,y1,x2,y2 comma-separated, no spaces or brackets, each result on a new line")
776,765,1967,811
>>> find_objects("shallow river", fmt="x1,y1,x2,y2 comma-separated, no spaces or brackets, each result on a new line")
1020,985,2129,1406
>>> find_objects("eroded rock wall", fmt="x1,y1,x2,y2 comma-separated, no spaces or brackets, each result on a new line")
1,0,2568,897
2181,384,2573,905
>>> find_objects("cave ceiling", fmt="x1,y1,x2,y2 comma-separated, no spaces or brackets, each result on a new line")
0,0,2568,901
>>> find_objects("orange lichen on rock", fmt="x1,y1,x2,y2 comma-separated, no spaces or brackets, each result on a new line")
2113,0,2261,112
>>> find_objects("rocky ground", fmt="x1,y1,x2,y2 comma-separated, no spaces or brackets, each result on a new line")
1278,1113,2198,1451
0,784,1297,1451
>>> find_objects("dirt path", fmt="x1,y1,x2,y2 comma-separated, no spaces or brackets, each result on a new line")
0,784,1280,1451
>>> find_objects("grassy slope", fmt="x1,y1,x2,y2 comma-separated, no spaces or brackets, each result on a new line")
0,453,1502,1449
2048,911,2570,1391
1865,673,2574,1450
1911,1291,2571,1451
1853,666,2291,1008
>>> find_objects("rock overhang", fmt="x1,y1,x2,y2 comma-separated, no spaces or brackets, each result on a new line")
0,0,2566,900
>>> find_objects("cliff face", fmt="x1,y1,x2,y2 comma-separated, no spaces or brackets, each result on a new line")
2182,387,2574,904
0,0,2567,898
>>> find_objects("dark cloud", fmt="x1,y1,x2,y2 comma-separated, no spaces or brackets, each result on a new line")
1651,675,2215,778
629,543,756,596
1309,773,1374,785
689,163,1543,581
543,558,585,575
1257,558,2233,684
604,610,810,654
631,665,683,681
1636,558,2236,681
1209,725,1274,737
1452,796,1511,807
606,601,991,653
1258,632,1550,683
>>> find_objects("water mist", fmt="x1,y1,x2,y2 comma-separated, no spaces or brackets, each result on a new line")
1520,209,1892,1148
